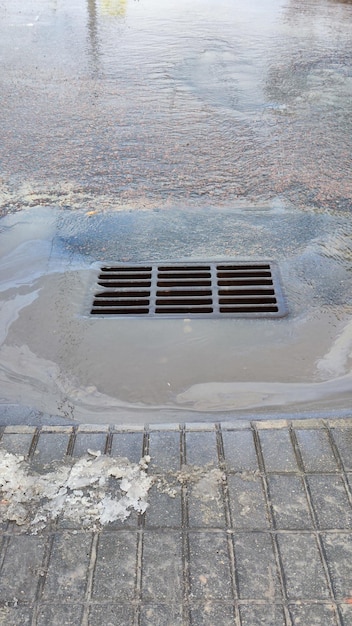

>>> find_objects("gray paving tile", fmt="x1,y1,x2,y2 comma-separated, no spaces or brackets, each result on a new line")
78,425,109,433
148,432,181,473
41,426,73,433
37,604,83,626
2,420,352,626
43,532,92,600
98,510,139,531
145,483,181,528
188,472,226,528
140,604,183,626
256,421,289,431
294,429,338,472
268,475,312,530
228,474,270,530
322,533,352,599
340,603,352,626
110,432,144,463
185,432,218,466
0,433,33,456
277,533,330,600
3,425,36,434
307,475,352,529
190,602,236,626
258,430,298,472
92,532,137,599
142,532,182,601
331,428,352,471
0,606,32,626
185,423,215,432
89,604,134,626
222,430,259,472
234,532,282,600
0,535,47,602
289,602,339,626
189,532,233,601
31,433,69,467
239,603,286,626
149,423,180,431
221,420,252,430
73,433,108,457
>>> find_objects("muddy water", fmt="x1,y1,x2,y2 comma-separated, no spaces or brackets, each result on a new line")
1,206,352,422
0,0,352,212
1,0,352,421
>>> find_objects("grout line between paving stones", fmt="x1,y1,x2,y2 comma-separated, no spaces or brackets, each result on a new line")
289,426,344,626
216,425,242,626
28,428,41,459
327,424,352,511
317,427,349,626
30,532,57,626
81,533,99,626
132,429,150,626
180,425,192,626
30,430,61,625
134,531,143,626
0,532,11,584
142,427,150,459
252,425,293,626
104,427,114,456
66,426,77,457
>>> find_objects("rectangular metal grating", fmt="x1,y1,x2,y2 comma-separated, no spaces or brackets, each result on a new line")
90,261,287,318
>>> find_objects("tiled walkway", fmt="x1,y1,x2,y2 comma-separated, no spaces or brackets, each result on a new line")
0,418,352,625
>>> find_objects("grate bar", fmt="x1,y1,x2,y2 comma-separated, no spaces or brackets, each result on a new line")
159,265,210,271
157,280,212,288
90,261,287,318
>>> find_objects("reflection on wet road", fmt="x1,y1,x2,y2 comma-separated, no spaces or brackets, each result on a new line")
0,0,351,212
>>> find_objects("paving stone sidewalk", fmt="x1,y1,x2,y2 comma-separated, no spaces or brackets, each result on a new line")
0,417,352,626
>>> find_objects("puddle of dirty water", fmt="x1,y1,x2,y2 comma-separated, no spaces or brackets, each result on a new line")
0,0,352,421
1,206,352,422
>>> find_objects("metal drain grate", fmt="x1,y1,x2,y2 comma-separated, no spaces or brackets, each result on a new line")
90,262,287,318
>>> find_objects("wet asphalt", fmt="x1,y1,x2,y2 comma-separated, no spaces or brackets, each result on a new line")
0,0,352,214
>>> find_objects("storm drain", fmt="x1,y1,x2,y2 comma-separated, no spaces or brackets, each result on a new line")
90,261,287,318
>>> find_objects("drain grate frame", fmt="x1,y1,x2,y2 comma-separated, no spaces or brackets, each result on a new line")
90,261,288,318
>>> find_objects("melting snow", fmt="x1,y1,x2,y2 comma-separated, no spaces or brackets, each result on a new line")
0,449,152,533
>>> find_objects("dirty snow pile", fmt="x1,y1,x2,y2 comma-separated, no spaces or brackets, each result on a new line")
0,449,153,532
